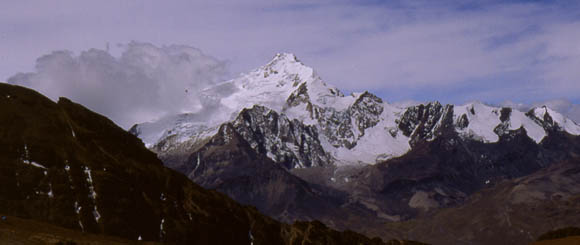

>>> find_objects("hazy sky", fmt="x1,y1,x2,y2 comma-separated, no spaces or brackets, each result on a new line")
2,0,580,127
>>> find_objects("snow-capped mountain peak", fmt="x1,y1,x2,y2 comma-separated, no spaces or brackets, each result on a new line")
219,53,323,112
248,52,319,88
131,53,580,168
133,53,342,148
263,53,312,76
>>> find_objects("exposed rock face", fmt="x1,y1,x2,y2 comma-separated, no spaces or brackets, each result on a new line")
314,91,386,149
285,82,311,108
494,107,513,137
0,83,393,245
397,102,444,137
316,107,357,149
232,105,331,169
456,114,469,129
396,102,454,145
351,92,384,136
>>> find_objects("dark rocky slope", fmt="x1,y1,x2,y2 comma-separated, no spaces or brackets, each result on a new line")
536,227,580,242
373,157,580,245
0,83,399,244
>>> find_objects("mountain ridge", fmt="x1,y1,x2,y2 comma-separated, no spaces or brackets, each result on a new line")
131,53,580,168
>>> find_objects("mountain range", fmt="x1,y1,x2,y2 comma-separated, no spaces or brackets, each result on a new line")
129,53,580,244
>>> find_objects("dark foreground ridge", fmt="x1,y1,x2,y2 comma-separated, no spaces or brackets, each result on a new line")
537,227,580,241
532,227,580,245
374,156,580,244
0,83,424,244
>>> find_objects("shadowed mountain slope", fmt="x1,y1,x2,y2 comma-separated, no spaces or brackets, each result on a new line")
372,157,580,245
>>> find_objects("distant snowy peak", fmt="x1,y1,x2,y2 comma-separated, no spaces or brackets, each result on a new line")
451,102,580,144
451,102,550,143
452,102,545,143
397,101,576,145
529,106,580,135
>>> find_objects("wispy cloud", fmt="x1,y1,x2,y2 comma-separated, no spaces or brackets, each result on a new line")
7,42,226,128
297,1,580,104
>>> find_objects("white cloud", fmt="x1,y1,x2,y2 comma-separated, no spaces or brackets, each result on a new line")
7,42,227,128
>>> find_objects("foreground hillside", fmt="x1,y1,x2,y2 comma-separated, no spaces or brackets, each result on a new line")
0,83,409,244
533,227,580,245
0,214,160,245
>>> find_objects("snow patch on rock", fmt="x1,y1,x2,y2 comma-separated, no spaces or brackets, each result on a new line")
454,102,502,143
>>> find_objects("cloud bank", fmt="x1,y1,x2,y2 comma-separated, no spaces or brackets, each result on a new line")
7,42,227,128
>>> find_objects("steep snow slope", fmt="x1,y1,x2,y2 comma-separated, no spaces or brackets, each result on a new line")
453,102,547,143
507,109,546,143
453,102,503,143
531,106,580,135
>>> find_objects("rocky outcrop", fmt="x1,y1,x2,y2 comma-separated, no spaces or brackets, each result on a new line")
311,91,386,150
351,92,384,137
396,102,454,146
232,105,331,169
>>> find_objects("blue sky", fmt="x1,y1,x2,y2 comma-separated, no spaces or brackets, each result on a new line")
2,0,580,126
